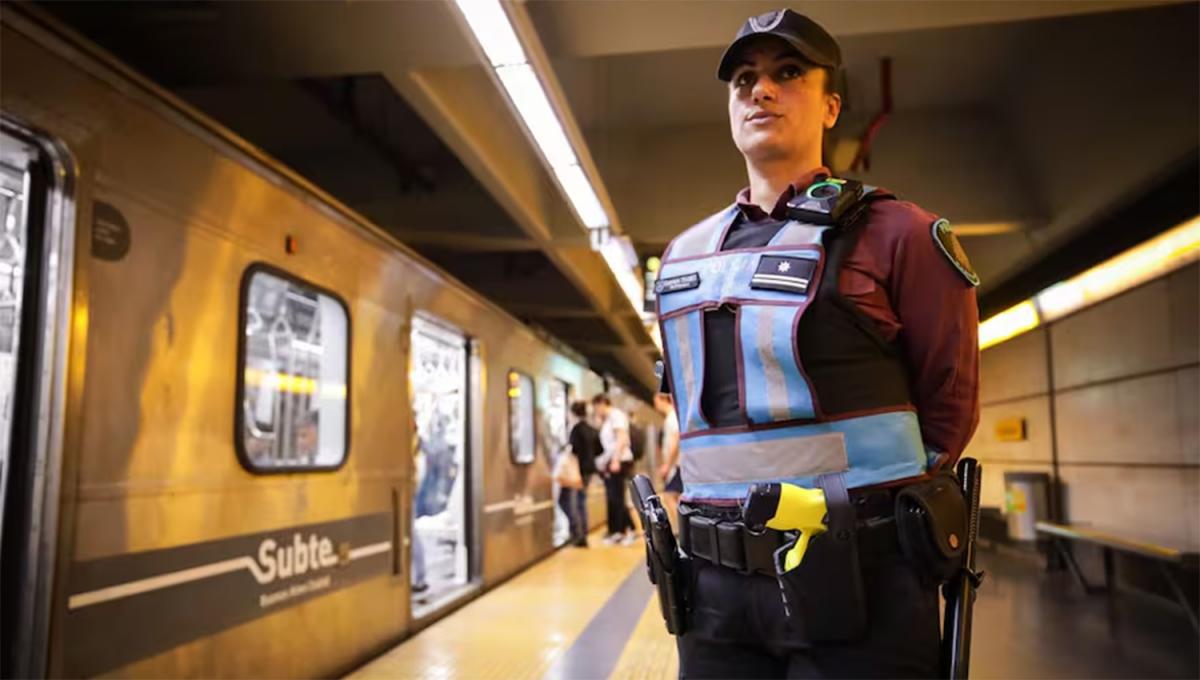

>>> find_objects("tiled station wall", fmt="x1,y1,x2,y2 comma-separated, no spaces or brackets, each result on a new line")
964,262,1198,547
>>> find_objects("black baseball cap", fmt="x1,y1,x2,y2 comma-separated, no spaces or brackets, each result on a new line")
717,9,842,81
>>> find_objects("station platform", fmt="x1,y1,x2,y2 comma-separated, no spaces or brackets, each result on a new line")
349,534,1199,680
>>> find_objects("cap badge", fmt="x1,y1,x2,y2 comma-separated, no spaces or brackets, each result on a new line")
749,10,785,33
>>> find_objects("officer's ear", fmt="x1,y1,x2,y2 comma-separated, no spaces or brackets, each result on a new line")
823,91,842,130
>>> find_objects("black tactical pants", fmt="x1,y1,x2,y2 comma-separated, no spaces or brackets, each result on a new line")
677,550,940,679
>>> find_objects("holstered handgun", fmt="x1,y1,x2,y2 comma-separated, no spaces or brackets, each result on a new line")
629,474,690,635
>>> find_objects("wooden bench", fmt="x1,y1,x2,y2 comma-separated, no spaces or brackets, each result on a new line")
1036,521,1199,632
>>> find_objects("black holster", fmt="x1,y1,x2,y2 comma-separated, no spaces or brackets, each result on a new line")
629,475,691,635
773,474,868,642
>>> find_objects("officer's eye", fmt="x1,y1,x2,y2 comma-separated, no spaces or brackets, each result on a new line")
778,63,806,81
733,70,756,89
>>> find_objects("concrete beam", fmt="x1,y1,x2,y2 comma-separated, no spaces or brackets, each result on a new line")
528,0,1182,59
388,65,658,391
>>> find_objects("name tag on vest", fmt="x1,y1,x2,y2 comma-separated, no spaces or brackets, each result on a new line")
750,256,816,294
655,272,701,294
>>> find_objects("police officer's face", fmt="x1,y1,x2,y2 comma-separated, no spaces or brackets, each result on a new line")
727,39,840,164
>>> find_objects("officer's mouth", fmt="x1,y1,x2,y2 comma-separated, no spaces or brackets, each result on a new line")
746,110,782,125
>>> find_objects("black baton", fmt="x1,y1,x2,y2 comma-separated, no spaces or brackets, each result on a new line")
941,457,984,680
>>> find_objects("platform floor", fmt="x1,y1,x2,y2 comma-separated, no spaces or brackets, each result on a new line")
350,537,1199,679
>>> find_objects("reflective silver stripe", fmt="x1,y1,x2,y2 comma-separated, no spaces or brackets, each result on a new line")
667,206,735,259
770,221,826,246
752,274,810,285
756,306,791,421
682,432,849,484
670,315,700,431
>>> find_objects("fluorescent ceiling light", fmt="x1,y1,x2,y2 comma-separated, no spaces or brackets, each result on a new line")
453,0,527,67
495,64,578,170
600,236,646,317
978,214,1199,351
979,301,1040,351
553,163,609,229
452,0,612,233
952,222,1024,236
1034,215,1200,322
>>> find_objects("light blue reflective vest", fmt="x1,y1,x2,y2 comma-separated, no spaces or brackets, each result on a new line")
656,195,935,503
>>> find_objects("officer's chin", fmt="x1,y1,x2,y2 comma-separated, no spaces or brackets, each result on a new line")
737,136,792,164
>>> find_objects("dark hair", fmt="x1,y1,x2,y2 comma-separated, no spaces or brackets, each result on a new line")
591,394,611,406
570,401,588,418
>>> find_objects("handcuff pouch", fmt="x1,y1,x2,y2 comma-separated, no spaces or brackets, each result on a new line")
895,474,967,582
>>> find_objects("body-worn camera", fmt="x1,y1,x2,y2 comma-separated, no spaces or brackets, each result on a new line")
785,178,864,225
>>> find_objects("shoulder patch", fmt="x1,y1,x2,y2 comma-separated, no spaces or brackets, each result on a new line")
931,219,980,287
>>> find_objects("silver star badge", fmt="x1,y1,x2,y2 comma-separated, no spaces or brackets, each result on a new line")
777,261,791,273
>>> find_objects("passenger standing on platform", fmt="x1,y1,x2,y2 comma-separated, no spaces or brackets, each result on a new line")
654,393,682,528
565,400,601,547
652,8,980,678
593,394,637,546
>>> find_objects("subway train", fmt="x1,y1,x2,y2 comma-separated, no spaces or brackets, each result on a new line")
0,7,661,678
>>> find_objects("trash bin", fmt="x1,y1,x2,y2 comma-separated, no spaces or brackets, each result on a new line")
1003,471,1050,541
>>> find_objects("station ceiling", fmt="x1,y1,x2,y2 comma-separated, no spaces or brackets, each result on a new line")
37,0,1200,395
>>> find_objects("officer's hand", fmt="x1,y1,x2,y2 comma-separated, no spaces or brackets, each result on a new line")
609,459,620,474
658,464,669,480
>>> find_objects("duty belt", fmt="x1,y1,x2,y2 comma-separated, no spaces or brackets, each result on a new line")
680,488,901,577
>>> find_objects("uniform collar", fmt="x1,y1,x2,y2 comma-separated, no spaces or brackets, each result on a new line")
735,166,831,222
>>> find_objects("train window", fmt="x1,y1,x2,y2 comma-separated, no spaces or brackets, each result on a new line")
0,147,28,484
237,266,349,472
0,132,32,519
507,370,535,464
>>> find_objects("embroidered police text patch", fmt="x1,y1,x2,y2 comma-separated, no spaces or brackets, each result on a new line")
654,272,701,294
750,256,816,294
931,219,980,287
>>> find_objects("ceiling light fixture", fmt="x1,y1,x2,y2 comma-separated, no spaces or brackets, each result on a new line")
452,0,610,231
978,214,1200,350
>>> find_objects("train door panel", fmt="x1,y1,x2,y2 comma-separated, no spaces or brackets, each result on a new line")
0,120,76,679
547,379,571,547
409,315,472,618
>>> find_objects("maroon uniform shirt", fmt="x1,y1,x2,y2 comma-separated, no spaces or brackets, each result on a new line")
663,167,980,465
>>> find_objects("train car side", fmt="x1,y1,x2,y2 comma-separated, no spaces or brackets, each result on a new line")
1,8,641,678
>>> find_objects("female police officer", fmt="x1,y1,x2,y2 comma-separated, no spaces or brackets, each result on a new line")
653,9,980,678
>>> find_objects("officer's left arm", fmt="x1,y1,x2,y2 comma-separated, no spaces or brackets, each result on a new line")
885,203,982,468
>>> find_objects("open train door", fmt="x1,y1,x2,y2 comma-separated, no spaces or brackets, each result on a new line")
409,315,474,619
0,120,76,678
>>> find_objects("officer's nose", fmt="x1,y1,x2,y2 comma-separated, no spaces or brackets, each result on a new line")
751,76,777,105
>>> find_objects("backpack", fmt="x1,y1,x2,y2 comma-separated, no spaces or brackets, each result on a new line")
629,421,646,462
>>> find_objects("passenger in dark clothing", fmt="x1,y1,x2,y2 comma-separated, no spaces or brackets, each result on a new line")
565,401,601,546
